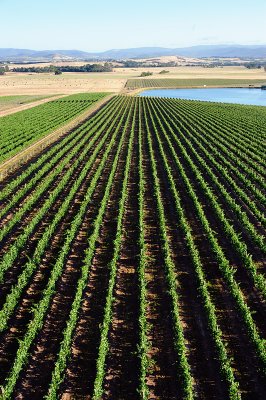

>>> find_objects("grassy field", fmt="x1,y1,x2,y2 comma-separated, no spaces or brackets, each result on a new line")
0,95,265,399
0,66,265,95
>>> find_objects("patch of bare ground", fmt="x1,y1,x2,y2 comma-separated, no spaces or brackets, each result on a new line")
156,121,266,399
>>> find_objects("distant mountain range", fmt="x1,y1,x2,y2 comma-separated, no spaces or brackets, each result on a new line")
99,45,266,59
0,45,266,62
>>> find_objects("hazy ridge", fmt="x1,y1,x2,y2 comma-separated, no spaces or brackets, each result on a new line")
1,45,266,62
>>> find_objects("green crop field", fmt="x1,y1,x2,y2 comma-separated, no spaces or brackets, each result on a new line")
0,93,107,164
0,95,56,112
126,78,266,89
0,95,265,399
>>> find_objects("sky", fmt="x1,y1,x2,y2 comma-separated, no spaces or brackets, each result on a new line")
0,0,266,51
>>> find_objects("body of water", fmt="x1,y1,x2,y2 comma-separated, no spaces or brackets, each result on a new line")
139,88,266,106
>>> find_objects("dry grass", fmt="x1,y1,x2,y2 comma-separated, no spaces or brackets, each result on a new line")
0,66,265,96
0,72,126,95
117,65,266,79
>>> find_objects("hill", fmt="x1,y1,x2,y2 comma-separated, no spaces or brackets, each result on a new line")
0,45,266,62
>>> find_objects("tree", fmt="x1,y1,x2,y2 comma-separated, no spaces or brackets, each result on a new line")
140,71,153,77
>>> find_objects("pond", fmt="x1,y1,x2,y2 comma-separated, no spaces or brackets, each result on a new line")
139,87,266,106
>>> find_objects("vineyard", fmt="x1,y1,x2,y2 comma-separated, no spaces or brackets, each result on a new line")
0,93,106,163
0,95,265,399
126,78,266,89
0,95,54,113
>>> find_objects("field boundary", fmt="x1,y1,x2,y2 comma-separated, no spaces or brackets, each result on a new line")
0,94,114,180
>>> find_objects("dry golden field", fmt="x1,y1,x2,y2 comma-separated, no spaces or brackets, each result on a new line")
0,72,126,95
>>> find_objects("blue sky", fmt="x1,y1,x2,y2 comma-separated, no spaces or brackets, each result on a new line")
1,0,265,51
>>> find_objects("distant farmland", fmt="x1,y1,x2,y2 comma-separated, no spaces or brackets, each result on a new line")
126,78,266,89
0,95,265,399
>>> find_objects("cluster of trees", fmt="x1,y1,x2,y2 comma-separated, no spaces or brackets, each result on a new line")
0,65,9,75
244,63,266,70
11,65,59,73
120,60,177,68
11,63,113,74
56,63,113,72
140,72,153,77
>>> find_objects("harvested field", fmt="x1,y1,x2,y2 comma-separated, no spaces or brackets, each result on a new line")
0,66,265,96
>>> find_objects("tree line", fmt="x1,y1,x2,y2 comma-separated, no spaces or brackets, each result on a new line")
10,63,113,74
